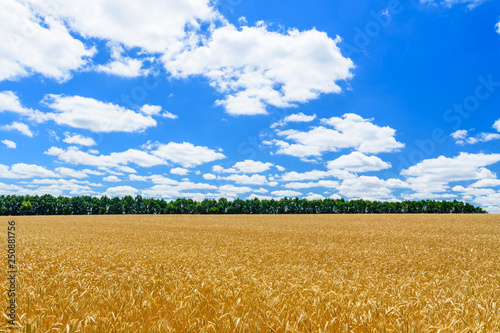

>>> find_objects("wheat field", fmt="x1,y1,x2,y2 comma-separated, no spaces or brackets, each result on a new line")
1,215,499,332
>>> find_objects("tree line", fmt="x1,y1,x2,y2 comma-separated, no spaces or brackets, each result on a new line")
0,194,487,215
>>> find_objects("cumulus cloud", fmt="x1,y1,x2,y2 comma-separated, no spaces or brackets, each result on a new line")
166,24,354,115
162,111,179,119
25,0,218,54
271,190,302,198
0,163,58,179
6,1,355,116
327,152,391,173
141,177,218,198
104,186,139,197
401,153,500,198
1,122,33,137
103,176,121,182
338,176,410,201
470,192,500,213
96,44,147,78
305,193,326,200
170,167,189,176
140,105,163,116
0,0,94,81
281,169,353,182
271,112,317,128
55,167,92,179
148,142,225,168
470,178,500,188
494,119,500,131
0,91,49,122
203,173,217,180
283,180,339,189
271,113,404,158
45,146,166,169
20,179,100,196
63,133,97,146
223,174,269,185
43,95,157,133
214,160,273,174
140,105,179,119
451,123,500,145
2,140,16,149
218,185,253,199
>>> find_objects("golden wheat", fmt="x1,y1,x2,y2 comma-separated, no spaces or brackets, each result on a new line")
1,215,499,332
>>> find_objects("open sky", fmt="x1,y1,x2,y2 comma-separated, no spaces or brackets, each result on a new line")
1,0,500,212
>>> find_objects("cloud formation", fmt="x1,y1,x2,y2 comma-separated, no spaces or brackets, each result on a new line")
0,1,94,81
166,24,354,115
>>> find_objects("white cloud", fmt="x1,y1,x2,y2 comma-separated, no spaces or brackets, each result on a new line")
55,167,90,179
1,122,33,137
104,176,121,182
401,153,500,197
271,190,302,198
104,186,139,197
138,174,218,198
452,185,495,197
247,194,274,201
281,170,332,182
0,163,99,180
214,160,273,174
271,112,317,128
451,129,468,140
2,140,16,149
0,0,94,81
305,193,326,200
0,163,58,179
26,0,218,54
170,167,189,176
402,153,500,182
97,58,144,78
140,105,162,116
139,104,178,120
224,174,268,185
46,146,166,169
162,111,179,119
0,182,23,194
338,176,410,201
272,113,403,158
96,44,146,78
327,152,391,173
43,95,157,133
470,191,500,213
21,179,100,196
275,165,285,172
470,178,500,188
203,173,217,180
63,133,96,146
0,91,49,122
451,125,500,145
420,0,487,9
218,185,253,199
148,142,225,167
283,180,339,189
494,118,500,131
166,24,353,115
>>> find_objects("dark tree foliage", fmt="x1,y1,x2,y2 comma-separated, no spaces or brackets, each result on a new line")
0,195,488,216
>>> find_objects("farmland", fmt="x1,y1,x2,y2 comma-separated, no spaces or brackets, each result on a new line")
2,215,500,332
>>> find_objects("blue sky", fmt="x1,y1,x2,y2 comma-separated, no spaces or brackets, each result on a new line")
1,0,500,212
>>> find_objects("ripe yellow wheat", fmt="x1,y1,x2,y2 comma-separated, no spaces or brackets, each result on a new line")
2,215,499,332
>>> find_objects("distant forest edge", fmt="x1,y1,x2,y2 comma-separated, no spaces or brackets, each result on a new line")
0,195,487,215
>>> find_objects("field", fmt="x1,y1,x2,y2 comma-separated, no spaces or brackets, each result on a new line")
1,215,500,332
